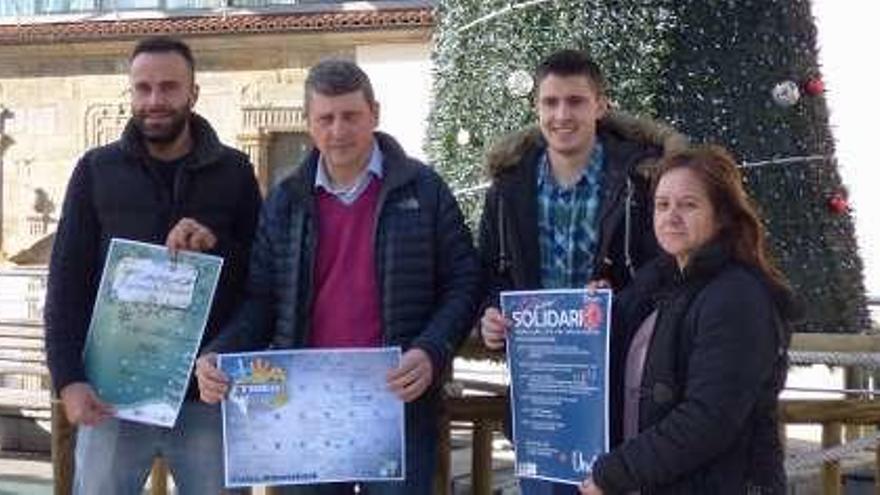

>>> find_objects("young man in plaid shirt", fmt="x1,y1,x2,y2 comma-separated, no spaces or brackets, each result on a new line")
477,49,686,495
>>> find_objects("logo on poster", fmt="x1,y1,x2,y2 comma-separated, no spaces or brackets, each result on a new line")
581,300,604,333
572,450,597,474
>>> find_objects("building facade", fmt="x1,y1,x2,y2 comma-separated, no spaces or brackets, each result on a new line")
0,0,434,263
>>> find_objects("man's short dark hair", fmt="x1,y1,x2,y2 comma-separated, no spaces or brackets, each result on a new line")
535,49,606,96
130,36,195,75
304,58,376,113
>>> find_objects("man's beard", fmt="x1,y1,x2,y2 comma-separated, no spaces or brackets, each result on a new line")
133,107,190,145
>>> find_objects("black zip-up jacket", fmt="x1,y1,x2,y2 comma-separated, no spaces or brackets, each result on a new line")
594,244,795,494
44,114,262,397
478,113,686,441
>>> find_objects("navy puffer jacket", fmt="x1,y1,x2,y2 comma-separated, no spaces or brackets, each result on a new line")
207,132,481,390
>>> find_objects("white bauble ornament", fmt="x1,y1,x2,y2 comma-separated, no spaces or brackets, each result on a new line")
456,128,471,146
506,69,534,97
771,80,801,107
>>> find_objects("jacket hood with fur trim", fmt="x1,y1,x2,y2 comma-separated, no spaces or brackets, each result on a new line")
484,112,688,179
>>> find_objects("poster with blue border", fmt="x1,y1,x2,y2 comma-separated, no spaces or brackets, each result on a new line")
83,238,223,427
501,288,612,485
220,347,405,488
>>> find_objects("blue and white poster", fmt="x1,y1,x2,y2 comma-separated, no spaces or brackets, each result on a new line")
502,288,612,485
219,347,405,488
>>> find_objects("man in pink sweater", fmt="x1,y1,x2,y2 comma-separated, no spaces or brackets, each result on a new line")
196,59,481,494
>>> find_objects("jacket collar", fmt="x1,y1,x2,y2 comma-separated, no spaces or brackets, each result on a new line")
681,242,731,280
655,241,732,287
484,111,687,179
289,131,419,199
654,240,801,325
119,113,224,169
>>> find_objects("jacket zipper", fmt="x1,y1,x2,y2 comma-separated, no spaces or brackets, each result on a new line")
372,180,390,347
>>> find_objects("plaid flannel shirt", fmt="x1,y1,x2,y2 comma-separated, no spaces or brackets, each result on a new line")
537,140,606,289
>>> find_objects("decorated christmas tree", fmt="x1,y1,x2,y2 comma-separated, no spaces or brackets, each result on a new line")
426,0,671,225
428,0,869,333
653,0,868,333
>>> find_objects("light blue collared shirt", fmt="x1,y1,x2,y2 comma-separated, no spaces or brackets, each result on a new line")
315,141,384,205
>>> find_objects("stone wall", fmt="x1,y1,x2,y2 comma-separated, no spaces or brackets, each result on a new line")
0,28,431,262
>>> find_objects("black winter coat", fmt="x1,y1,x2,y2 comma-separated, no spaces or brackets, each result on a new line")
594,244,794,495
479,112,687,303
478,114,686,441
44,115,262,397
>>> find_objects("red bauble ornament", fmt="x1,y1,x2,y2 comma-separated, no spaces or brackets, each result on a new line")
804,77,825,96
828,193,849,215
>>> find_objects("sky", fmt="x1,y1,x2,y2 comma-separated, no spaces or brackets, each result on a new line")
813,0,880,296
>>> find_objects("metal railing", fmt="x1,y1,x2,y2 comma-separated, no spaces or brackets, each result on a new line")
0,267,47,324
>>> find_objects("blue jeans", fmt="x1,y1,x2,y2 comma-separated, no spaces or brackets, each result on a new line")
274,398,438,495
74,401,227,495
520,478,581,495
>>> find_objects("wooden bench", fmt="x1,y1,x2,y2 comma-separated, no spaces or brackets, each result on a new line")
436,393,506,495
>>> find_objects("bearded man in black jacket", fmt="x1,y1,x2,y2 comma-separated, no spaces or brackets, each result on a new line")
44,36,261,494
